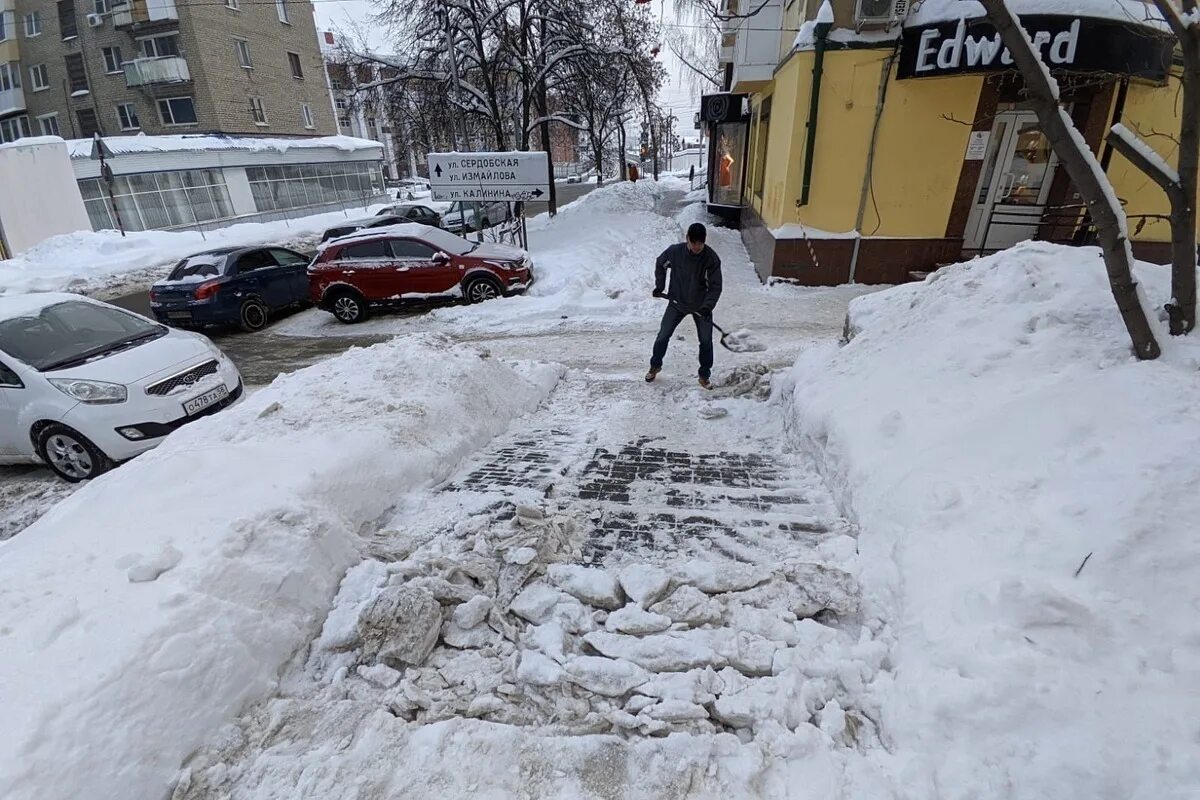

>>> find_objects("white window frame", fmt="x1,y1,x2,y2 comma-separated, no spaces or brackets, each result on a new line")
24,12,41,37
0,63,21,93
301,103,314,129
29,63,50,91
92,0,107,15
36,113,60,136
287,51,303,79
102,46,122,74
157,95,197,126
224,0,239,8
138,32,179,59
234,37,252,69
116,102,139,130
275,0,289,24
250,96,268,126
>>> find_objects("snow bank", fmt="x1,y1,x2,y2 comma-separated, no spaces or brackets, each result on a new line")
0,335,560,800
783,242,1200,799
0,203,384,297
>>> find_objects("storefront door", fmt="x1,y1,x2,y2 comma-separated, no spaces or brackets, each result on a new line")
964,111,1059,254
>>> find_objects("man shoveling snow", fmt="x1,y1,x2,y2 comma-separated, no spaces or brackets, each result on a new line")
647,222,723,389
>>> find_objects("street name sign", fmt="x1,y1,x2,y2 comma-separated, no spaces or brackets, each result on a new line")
428,151,550,202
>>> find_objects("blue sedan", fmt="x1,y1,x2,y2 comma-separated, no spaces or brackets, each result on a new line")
150,246,311,332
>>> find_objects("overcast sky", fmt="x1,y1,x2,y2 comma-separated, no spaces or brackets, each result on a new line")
312,0,704,144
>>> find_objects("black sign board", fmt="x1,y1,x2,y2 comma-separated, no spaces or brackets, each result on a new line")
898,15,1175,81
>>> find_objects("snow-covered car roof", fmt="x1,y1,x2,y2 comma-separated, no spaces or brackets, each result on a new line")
0,292,99,321
318,222,474,255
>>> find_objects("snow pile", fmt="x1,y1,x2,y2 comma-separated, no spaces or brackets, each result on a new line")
0,203,384,296
783,241,1200,798
172,498,887,798
0,335,560,800
419,177,690,334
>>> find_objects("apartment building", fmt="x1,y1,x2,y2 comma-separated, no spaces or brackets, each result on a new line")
0,0,336,143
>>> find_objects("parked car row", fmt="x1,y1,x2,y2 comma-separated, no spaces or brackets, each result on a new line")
0,220,534,483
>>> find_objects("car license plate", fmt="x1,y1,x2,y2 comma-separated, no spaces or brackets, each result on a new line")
182,384,229,416
167,311,192,320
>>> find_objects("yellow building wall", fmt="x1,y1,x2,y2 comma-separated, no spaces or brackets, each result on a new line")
1107,77,1187,244
757,47,983,239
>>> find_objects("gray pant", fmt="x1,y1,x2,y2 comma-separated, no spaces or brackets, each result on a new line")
650,304,714,379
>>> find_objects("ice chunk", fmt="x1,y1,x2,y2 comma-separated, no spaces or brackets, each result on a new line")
673,560,771,594
548,564,624,609
778,562,859,616
605,604,672,635
357,585,443,668
356,663,402,689
441,619,498,649
508,584,562,624
316,560,390,652
724,602,801,645
523,621,567,663
649,584,724,626
642,699,710,722
516,650,563,686
506,547,537,565
563,656,651,696
452,595,493,629
618,564,670,607
125,545,182,583
583,630,726,672
636,668,724,705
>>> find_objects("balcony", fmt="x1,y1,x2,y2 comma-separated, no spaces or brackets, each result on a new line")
719,31,736,64
0,85,24,116
728,0,783,93
111,0,178,27
123,55,189,87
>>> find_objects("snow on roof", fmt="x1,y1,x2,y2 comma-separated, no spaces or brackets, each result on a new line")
0,135,67,152
63,134,383,160
905,0,1168,31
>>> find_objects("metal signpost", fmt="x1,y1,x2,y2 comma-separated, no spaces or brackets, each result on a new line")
427,151,551,249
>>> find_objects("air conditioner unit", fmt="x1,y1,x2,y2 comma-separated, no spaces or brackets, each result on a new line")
855,0,908,25
86,12,104,26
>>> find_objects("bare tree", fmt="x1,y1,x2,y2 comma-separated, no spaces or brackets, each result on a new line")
977,0,1162,360
1106,0,1198,335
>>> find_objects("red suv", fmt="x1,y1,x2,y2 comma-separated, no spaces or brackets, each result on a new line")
308,223,534,324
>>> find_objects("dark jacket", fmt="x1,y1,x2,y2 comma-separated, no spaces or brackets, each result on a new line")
654,243,722,314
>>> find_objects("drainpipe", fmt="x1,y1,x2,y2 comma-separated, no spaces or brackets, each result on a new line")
799,1,833,207
848,43,899,284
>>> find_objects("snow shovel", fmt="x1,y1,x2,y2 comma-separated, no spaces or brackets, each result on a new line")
657,295,766,353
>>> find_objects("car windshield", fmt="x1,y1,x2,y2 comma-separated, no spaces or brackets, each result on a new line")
0,301,166,371
167,255,225,282
414,226,477,255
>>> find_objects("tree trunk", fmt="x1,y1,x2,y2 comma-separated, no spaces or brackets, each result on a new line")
535,17,557,215
1171,38,1199,334
978,0,1161,360
618,124,628,181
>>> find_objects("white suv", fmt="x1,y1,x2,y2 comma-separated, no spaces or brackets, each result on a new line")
0,293,242,481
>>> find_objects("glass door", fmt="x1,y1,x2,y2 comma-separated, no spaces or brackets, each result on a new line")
964,111,1058,253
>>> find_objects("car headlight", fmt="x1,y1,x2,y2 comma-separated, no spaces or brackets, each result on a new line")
49,379,128,404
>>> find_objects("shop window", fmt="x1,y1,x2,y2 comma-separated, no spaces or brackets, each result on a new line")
77,169,234,232
712,121,748,208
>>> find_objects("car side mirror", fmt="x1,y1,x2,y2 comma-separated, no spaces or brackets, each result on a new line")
432,252,450,264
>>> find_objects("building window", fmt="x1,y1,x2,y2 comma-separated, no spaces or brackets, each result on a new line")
275,0,289,24
158,96,196,125
337,115,350,129
287,51,303,79
57,0,77,39
225,0,239,8
0,63,21,93
751,96,771,197
102,46,123,74
24,12,41,37
29,63,49,91
117,102,139,130
233,38,252,69
64,53,88,93
0,115,31,143
334,98,347,111
37,113,60,136
92,0,107,14
250,96,267,125
78,168,234,232
140,33,179,58
366,117,377,139
301,103,315,129
245,162,385,214
76,107,100,138
0,11,12,43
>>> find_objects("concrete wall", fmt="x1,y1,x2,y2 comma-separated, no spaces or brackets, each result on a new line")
0,137,89,256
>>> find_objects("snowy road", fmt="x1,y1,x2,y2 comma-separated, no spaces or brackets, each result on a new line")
172,351,882,799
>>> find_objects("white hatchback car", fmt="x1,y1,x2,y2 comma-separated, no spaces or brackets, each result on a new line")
0,293,242,481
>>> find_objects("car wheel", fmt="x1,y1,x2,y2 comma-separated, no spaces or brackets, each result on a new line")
239,298,269,332
36,424,112,483
328,289,370,324
464,276,502,304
